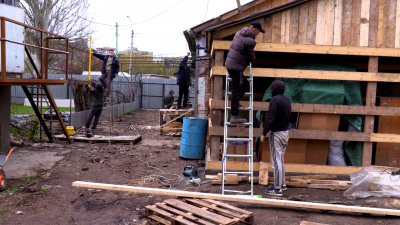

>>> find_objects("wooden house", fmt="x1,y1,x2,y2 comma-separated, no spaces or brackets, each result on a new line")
186,0,400,173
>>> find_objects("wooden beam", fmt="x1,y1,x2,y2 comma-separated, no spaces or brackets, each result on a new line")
211,40,400,57
72,181,400,216
210,99,400,116
211,66,400,82
363,57,378,166
236,0,243,15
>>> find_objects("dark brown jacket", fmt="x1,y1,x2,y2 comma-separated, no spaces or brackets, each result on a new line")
225,27,256,71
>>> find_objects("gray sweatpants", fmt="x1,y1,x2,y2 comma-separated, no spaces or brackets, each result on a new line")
269,130,289,189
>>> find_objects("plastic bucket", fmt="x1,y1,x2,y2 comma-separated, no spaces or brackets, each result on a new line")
180,117,208,159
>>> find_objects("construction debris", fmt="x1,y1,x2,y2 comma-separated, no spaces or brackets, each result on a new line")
206,173,258,185
145,198,253,225
54,134,142,144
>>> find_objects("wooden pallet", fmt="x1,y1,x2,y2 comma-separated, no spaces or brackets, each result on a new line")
145,198,253,225
54,134,142,144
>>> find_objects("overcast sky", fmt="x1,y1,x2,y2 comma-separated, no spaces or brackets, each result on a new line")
88,0,253,57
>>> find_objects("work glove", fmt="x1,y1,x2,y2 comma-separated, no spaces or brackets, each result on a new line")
261,135,265,143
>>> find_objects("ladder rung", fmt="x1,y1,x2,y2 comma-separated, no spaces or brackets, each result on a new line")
227,78,252,81
225,154,252,158
225,122,252,126
225,138,251,141
226,92,252,96
224,171,252,175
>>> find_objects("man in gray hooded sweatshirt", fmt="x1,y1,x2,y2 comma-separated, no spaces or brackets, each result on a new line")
261,80,291,196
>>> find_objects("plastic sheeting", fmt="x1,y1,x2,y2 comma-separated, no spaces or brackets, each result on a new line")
344,167,400,198
256,63,364,166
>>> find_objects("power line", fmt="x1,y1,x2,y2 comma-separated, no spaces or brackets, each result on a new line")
203,0,210,22
54,0,185,27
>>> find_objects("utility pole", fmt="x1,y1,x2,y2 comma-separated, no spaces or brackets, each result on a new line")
129,30,134,75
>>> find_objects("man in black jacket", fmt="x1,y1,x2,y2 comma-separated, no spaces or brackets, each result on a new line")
176,52,190,109
85,82,104,136
93,49,120,96
225,21,264,123
261,80,291,196
164,90,175,109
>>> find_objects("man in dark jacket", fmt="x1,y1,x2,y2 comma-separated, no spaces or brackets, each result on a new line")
176,52,190,109
261,80,291,196
164,90,175,109
225,21,264,123
85,82,104,135
93,49,120,96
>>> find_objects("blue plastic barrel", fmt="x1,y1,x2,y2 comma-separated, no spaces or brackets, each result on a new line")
180,117,208,159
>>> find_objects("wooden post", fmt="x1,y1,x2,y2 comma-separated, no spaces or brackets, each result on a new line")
210,50,224,161
362,56,378,166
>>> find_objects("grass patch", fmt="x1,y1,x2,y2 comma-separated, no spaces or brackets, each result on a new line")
11,105,74,115
20,178,30,184
2,185,20,196
41,188,48,193
0,208,6,218
18,200,24,205
118,109,138,117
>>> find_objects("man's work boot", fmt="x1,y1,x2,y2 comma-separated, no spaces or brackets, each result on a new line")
230,115,247,123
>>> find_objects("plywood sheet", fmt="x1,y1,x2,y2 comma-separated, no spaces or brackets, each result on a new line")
260,138,307,164
376,97,400,167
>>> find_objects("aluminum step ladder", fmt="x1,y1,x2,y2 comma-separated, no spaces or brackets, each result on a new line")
222,63,254,196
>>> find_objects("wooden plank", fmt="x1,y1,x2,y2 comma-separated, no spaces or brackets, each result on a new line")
210,99,400,116
280,11,289,43
395,0,400,47
333,0,343,45
307,184,350,190
324,0,335,45
272,12,282,43
350,0,361,46
201,199,253,216
377,0,386,47
300,221,331,225
298,2,309,44
205,161,363,174
307,0,318,44
368,0,379,47
147,215,171,225
184,199,245,219
285,181,308,187
259,162,269,185
146,205,197,225
359,0,370,46
289,6,300,43
72,181,400,216
211,50,224,161
211,66,400,82
386,0,397,48
263,15,273,43
163,199,234,224
211,40,400,57
255,19,265,43
363,56,378,166
315,0,326,44
291,179,352,184
154,203,214,225
341,0,353,45
160,110,192,128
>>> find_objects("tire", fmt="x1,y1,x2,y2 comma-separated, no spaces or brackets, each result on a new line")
0,169,6,191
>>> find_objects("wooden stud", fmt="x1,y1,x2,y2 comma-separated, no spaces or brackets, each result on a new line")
395,0,400,47
263,15,273,43
211,66,400,82
350,0,361,46
210,99,400,116
289,6,300,44
386,0,397,48
259,162,269,185
315,0,326,44
377,0,386,47
324,0,335,45
72,181,400,216
272,12,282,43
211,40,400,57
368,0,379,47
363,56,378,166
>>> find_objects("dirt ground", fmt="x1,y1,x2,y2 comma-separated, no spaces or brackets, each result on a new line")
1,109,400,225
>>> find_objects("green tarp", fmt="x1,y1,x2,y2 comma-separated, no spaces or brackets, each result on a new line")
256,63,363,166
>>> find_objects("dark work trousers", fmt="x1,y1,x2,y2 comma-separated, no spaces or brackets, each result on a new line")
86,106,103,129
177,83,188,108
99,71,113,95
228,69,248,116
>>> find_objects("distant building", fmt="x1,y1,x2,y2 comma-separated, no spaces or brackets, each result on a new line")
119,47,153,57
95,47,115,54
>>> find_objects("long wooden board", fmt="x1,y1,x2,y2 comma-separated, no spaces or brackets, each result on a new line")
211,66,400,82
211,40,400,57
72,181,400,216
210,99,400,116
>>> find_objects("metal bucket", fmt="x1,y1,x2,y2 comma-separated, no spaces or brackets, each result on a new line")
180,117,208,159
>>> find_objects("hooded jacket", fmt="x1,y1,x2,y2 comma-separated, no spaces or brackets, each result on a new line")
262,81,291,136
93,53,120,78
86,82,104,107
177,56,189,84
225,27,256,71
